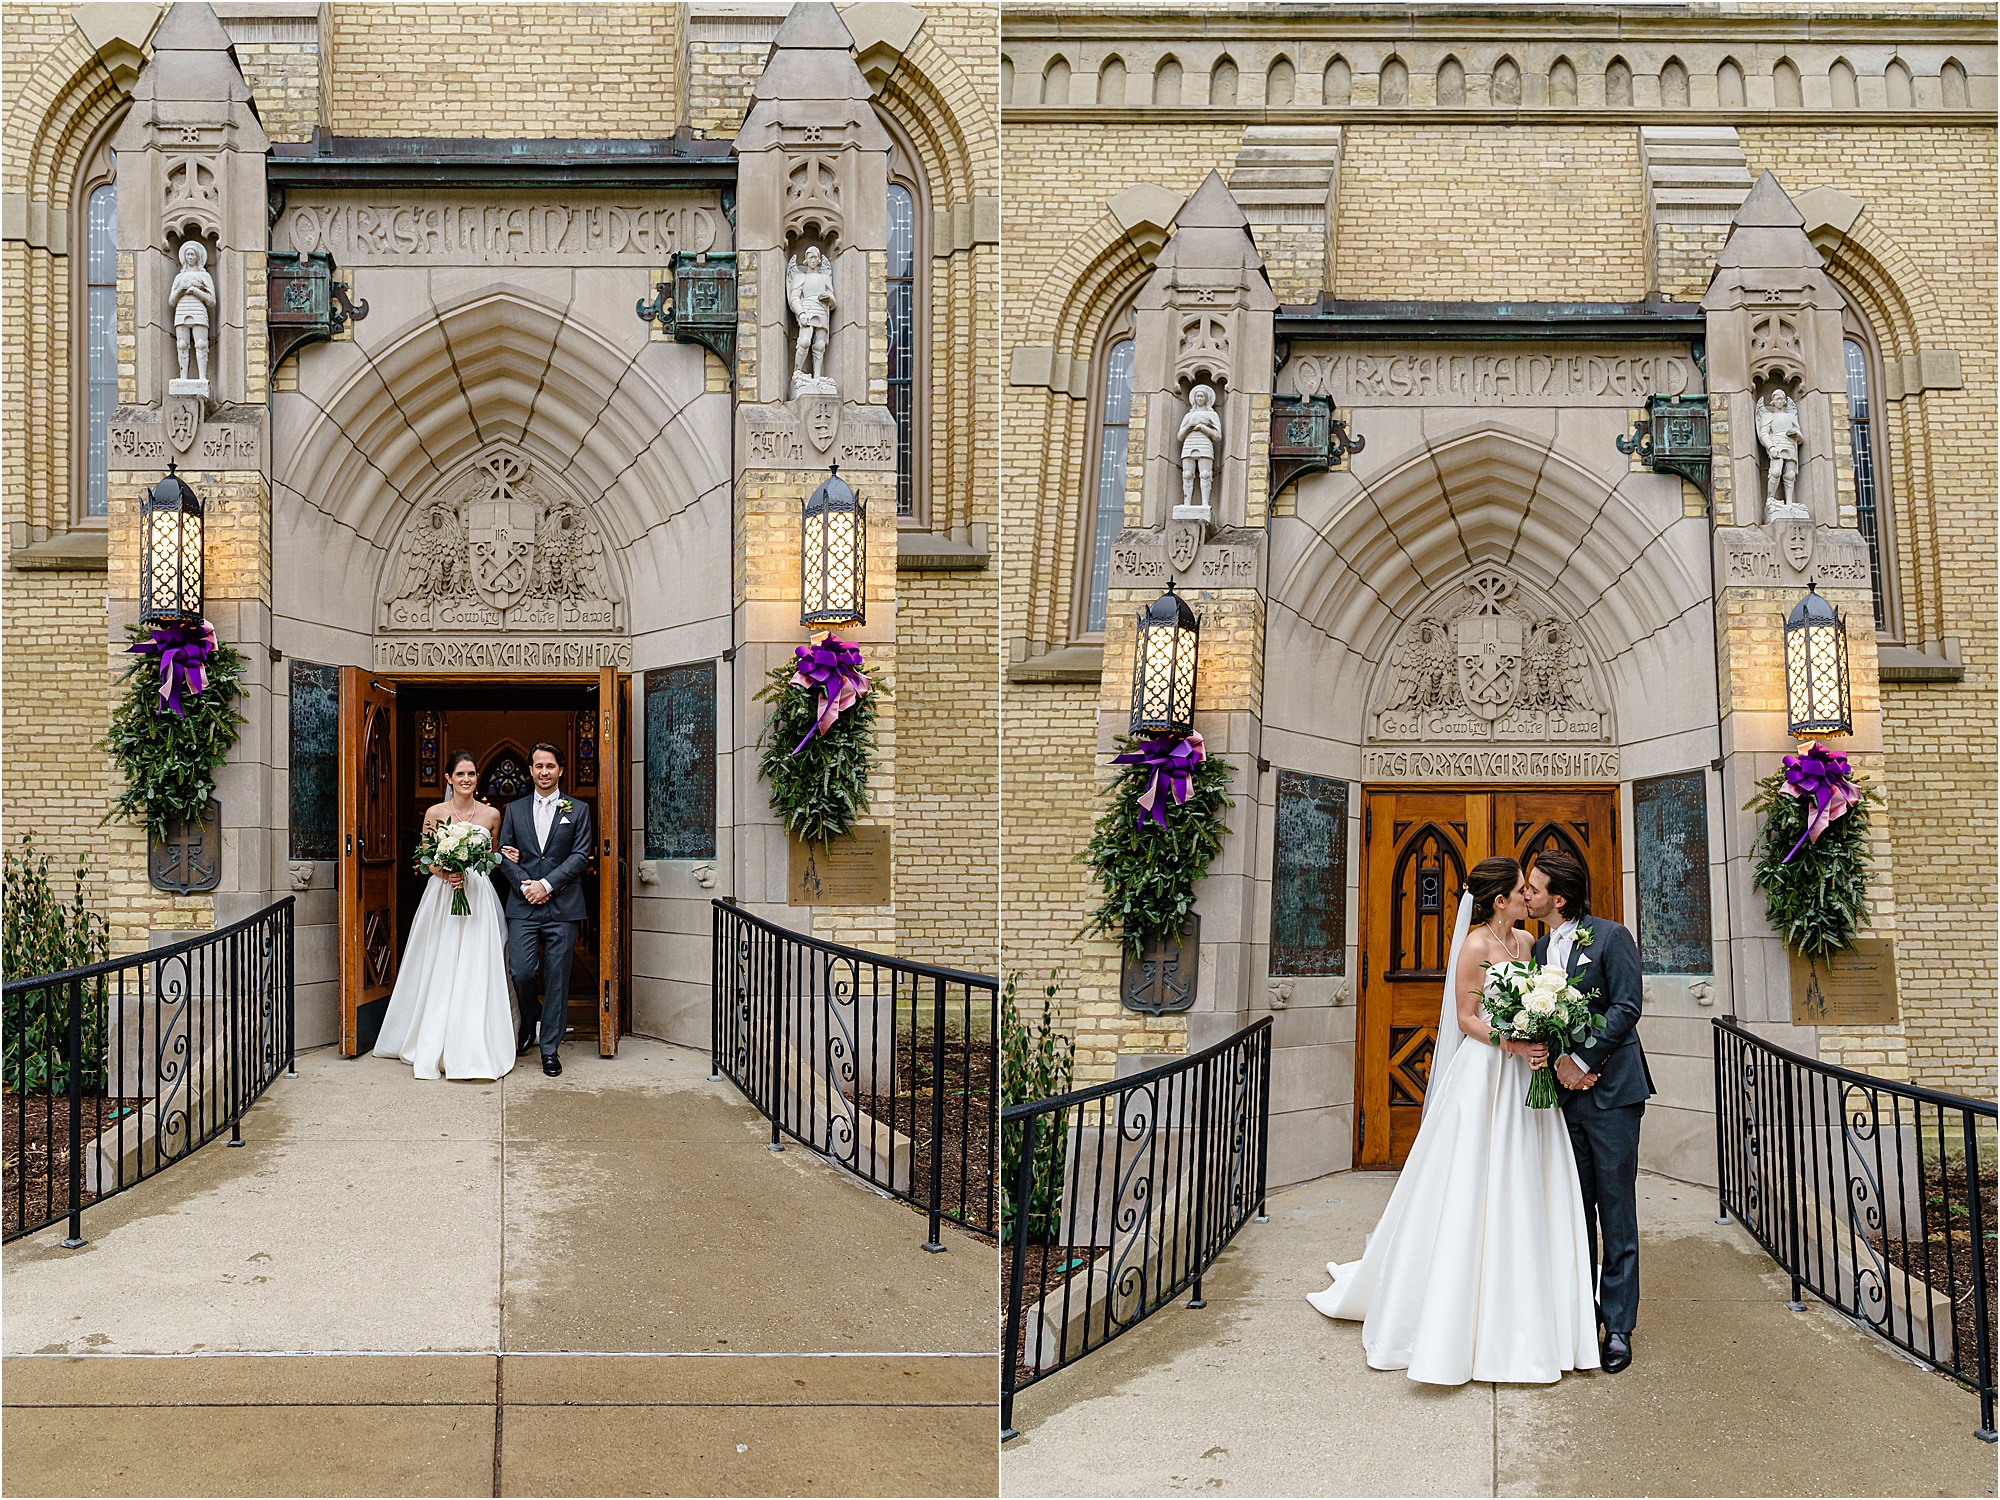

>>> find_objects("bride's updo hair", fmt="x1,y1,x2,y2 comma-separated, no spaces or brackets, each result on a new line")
1465,856,1523,926
445,748,477,778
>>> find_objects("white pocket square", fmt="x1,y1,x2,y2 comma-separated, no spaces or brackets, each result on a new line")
559,816,572,824
1578,954,1593,965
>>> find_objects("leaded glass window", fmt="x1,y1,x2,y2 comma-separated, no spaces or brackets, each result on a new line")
887,183,915,518
86,178,117,519
1844,338,1885,630
1085,335,1136,634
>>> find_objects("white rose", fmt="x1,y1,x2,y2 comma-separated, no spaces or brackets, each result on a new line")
1525,990,1558,1017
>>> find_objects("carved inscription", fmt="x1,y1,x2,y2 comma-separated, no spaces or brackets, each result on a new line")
374,638,631,671
280,198,727,266
742,406,896,471
1364,748,1621,781
1289,348,1698,407
109,408,263,467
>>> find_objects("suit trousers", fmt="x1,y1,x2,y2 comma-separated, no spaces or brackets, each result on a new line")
508,918,577,1057
1564,1097,1644,1335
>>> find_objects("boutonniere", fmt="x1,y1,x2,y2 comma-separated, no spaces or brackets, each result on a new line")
557,798,573,814
1575,925,1594,949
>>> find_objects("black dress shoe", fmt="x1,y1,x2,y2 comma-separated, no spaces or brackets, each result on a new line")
542,1053,562,1077
1602,1332,1632,1373
517,1033,537,1057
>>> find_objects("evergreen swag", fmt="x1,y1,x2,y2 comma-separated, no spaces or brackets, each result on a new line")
1747,757,1879,961
102,624,247,842
1081,738,1234,956
755,658,878,845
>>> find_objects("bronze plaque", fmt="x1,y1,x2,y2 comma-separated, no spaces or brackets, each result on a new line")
151,798,221,894
788,826,892,907
1122,915,1199,1015
1270,769,1347,976
1633,770,1711,974
1790,940,1899,1027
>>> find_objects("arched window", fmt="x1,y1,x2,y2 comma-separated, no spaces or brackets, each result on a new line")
1076,299,1137,637
878,118,930,525
1841,303,1902,637
74,118,119,525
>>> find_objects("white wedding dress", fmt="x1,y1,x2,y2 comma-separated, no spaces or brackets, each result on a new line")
1308,894,1599,1384
371,871,516,1081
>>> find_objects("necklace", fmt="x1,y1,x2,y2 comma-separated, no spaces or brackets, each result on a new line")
1486,920,1521,957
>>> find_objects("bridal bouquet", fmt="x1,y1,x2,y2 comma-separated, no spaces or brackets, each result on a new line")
414,819,500,917
1481,959,1599,1109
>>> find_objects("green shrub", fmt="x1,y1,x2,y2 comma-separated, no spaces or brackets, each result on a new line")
1001,972,1075,1244
2,837,110,1094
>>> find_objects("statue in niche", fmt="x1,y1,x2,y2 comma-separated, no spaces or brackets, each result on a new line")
1176,383,1222,519
786,246,837,398
1756,387,1808,520
169,242,217,395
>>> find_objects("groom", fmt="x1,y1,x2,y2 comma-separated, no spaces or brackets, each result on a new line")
1525,849,1655,1374
497,743,593,1078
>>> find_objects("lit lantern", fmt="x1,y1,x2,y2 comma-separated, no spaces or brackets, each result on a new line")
139,461,205,627
800,463,865,629
1784,581,1852,739
1129,582,1201,739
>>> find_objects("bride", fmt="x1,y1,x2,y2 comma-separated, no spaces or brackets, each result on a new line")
1308,855,1599,1384
372,749,516,1081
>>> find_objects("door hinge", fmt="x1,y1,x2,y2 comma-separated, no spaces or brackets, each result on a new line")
1361,953,1368,989
1357,1105,1365,1147
1365,804,1372,841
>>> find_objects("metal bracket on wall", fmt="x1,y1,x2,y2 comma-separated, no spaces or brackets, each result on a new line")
637,251,737,380
1271,394,1365,498
267,251,369,372
1617,393,1712,497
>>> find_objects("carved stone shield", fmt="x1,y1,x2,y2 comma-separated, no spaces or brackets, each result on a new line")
1454,611,1524,721
168,395,200,454
804,395,839,454
466,495,538,611
1776,516,1815,575
1167,518,1203,574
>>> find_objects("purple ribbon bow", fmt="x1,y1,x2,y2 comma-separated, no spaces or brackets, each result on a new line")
789,633,872,754
126,619,217,718
1779,741,1856,863
1112,731,1207,830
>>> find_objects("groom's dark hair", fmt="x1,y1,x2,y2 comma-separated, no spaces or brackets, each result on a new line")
530,741,565,770
1532,850,1590,920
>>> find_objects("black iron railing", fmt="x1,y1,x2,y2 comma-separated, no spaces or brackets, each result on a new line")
1714,1016,1996,1441
710,898,997,1247
4,898,295,1246
1001,1016,1272,1439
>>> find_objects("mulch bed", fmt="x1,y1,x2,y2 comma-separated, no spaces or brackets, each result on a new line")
1004,1240,1112,1387
1872,1149,1999,1390
856,1035,997,1239
2,1094,149,1239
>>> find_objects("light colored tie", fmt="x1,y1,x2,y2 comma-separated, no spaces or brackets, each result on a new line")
536,795,555,847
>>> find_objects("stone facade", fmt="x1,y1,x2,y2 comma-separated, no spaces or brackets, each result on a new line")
1001,3,1995,1187
3,2,998,1055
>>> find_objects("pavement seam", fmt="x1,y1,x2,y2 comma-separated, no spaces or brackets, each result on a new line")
491,1353,504,1500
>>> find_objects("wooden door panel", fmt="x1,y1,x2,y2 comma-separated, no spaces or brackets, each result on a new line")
1358,784,1619,1169
340,670,399,1056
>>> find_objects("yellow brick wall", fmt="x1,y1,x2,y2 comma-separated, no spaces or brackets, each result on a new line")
1333,125,1647,300
232,40,324,143
1738,125,1997,1098
0,575,113,897
328,5,680,138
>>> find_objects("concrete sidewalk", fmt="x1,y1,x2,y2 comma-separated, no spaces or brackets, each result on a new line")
2,1039,997,1497
1002,1172,1995,1498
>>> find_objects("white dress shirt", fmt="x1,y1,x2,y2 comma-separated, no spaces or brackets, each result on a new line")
1547,918,1590,1073
529,789,561,899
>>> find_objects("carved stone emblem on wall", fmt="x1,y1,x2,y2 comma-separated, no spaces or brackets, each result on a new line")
1776,516,1815,573
1167,518,1203,574
168,395,200,454
380,447,623,634
1371,570,1609,745
804,395,839,453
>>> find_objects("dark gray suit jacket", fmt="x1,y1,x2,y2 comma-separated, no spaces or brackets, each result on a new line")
1533,915,1655,1111
496,793,593,925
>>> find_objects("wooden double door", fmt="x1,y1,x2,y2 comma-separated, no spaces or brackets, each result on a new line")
338,669,632,1060
1356,786,1621,1169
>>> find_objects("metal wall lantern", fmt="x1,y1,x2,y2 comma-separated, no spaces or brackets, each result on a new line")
801,464,865,629
1130,581,1201,739
1784,581,1852,738
140,461,205,627
266,251,366,372
1270,394,1366,498
636,251,738,375
1616,393,1712,496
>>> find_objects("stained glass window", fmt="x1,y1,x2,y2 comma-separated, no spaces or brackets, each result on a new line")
86,179,117,519
1843,338,1885,630
1086,336,1136,633
887,183,915,518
